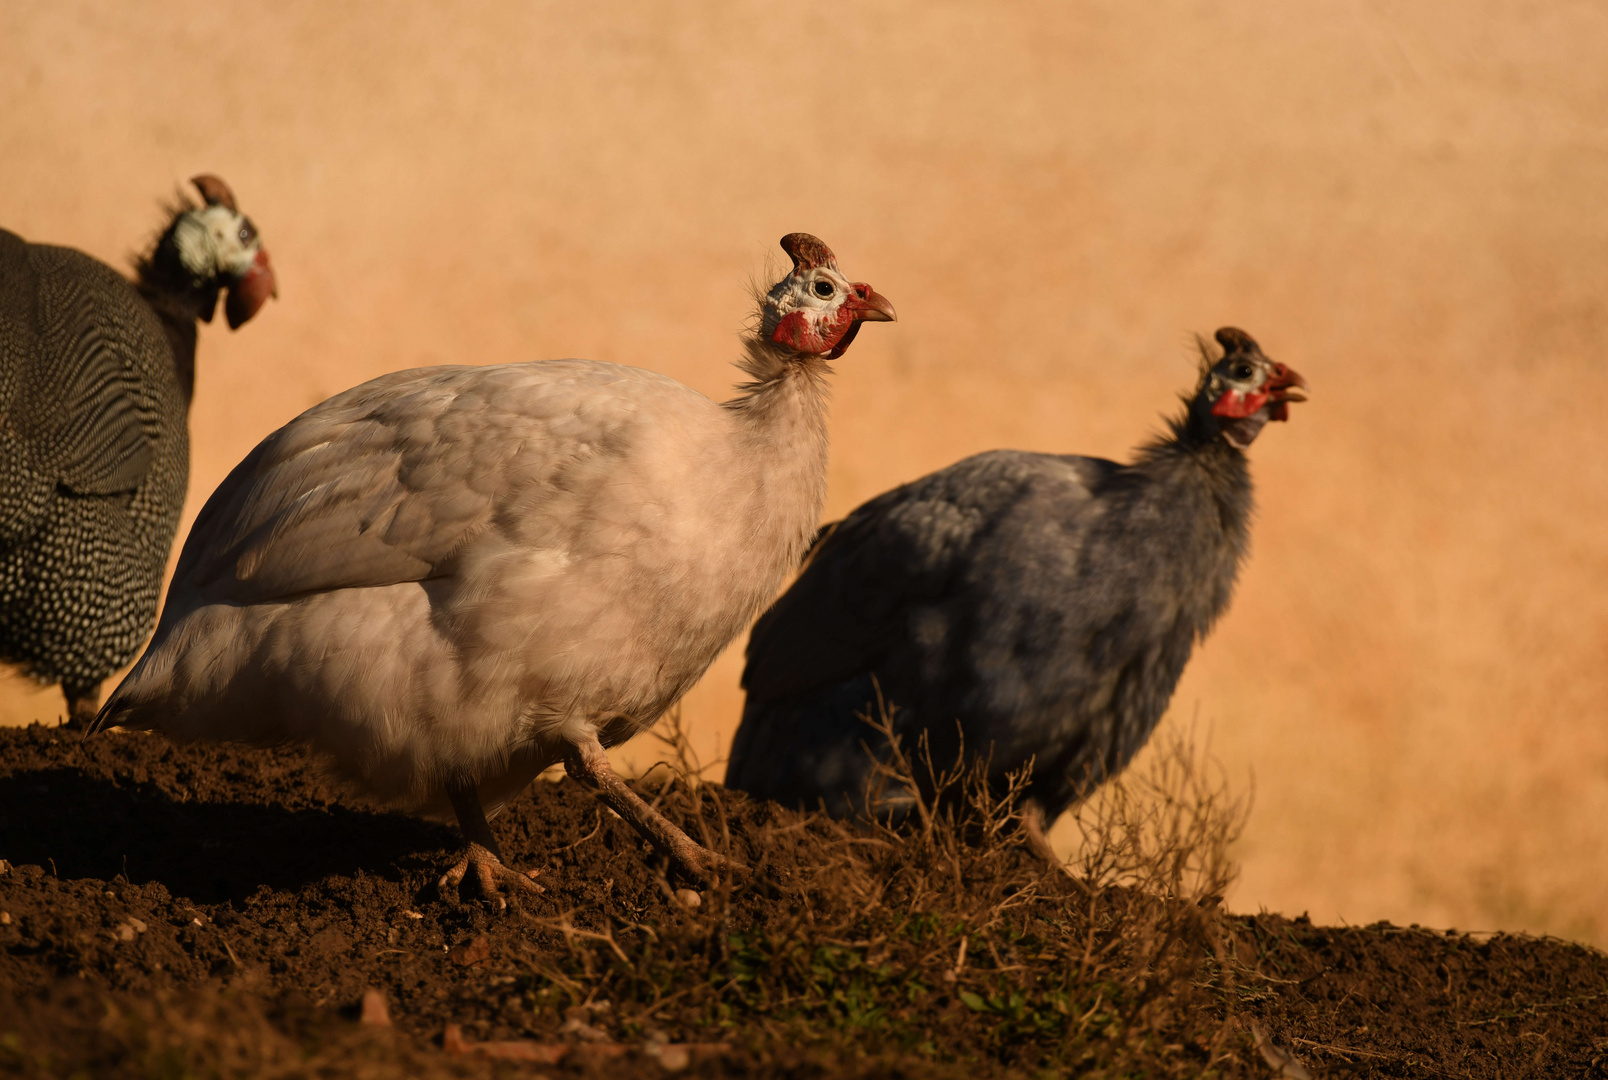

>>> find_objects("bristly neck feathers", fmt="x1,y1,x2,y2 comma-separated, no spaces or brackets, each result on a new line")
721,333,834,567
722,333,834,466
724,334,832,410
1127,385,1257,630
1137,353,1257,515
132,210,216,408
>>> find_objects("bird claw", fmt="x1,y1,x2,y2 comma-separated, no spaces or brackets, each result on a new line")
438,842,545,910
672,846,747,883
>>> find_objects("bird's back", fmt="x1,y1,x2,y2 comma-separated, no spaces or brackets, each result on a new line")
160,358,733,614
0,229,188,690
730,445,1238,822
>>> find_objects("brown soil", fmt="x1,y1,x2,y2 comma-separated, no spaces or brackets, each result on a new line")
2,723,1605,1079
7,3,1608,948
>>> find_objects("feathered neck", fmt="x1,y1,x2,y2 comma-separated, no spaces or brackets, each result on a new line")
722,335,833,420
1132,396,1255,544
717,332,835,580
132,207,217,408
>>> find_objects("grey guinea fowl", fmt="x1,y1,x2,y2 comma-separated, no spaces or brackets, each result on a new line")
727,328,1306,862
0,175,276,726
94,233,894,905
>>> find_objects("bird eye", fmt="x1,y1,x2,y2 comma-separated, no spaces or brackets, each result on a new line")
1231,363,1254,381
812,280,835,299
238,219,257,245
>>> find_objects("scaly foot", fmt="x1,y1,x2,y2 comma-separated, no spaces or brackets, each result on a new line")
666,837,745,883
438,841,545,910
562,735,747,883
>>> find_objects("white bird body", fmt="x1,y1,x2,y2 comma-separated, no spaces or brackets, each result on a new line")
98,232,893,899
113,356,827,813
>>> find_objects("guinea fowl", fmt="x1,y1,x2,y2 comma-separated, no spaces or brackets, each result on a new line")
94,233,894,905
0,175,276,726
727,328,1306,860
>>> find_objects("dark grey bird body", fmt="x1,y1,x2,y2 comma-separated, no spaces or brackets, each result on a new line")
0,177,275,723
728,329,1305,835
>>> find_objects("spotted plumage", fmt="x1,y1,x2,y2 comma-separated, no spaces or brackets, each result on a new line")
0,176,275,724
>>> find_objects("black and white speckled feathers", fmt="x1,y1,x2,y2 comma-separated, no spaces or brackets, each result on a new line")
0,178,273,722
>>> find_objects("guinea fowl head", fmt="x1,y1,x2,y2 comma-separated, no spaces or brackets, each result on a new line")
1195,327,1308,450
167,174,277,329
761,233,896,360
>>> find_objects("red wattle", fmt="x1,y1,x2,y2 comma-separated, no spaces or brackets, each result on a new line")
1211,389,1269,419
771,310,826,353
771,307,855,356
225,249,277,330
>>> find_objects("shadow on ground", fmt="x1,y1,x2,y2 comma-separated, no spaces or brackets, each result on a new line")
0,763,450,903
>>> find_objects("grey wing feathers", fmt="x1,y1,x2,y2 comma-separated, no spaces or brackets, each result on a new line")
169,360,651,607
733,450,1119,815
173,368,497,604
741,450,1048,707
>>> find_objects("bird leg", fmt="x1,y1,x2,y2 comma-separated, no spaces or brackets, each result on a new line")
1020,803,1074,878
439,782,545,910
562,734,741,881
61,682,100,732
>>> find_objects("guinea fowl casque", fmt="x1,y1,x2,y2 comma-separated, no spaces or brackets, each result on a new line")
0,175,276,726
727,328,1306,860
94,233,894,905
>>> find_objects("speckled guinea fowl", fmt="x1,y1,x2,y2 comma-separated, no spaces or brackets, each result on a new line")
0,175,276,726
94,233,894,906
727,328,1306,862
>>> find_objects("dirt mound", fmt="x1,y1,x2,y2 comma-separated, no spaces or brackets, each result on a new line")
2,723,1605,1078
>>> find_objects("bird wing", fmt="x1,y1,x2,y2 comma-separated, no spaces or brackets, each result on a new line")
169,359,667,607
1,238,160,497
734,450,1133,815
742,450,1095,708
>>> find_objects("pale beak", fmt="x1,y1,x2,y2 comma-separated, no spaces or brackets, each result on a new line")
845,282,897,323
1265,362,1309,404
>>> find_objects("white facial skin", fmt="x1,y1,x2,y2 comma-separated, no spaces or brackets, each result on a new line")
173,205,262,284
1209,350,1307,450
1209,353,1270,403
1213,355,1274,450
763,265,854,336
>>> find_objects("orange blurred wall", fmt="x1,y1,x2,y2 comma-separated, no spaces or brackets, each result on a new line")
2,1,1605,943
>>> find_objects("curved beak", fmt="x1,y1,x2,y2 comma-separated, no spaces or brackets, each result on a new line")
1265,362,1308,404
844,282,896,323
224,248,278,330
1262,363,1308,423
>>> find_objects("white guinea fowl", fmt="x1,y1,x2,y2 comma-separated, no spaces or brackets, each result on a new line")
94,233,894,904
